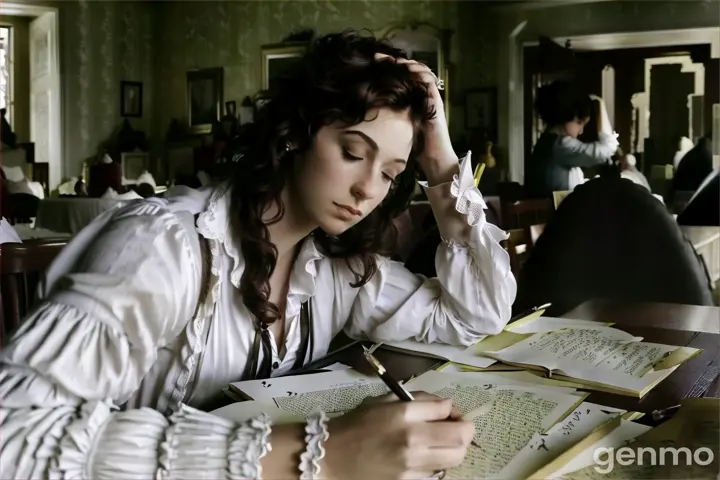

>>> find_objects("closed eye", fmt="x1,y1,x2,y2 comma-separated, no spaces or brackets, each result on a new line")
342,149,363,161
383,173,398,185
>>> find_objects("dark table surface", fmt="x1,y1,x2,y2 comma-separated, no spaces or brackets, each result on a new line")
328,300,720,424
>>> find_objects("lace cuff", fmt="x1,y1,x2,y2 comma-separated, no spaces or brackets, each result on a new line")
229,413,273,479
421,151,491,243
299,411,330,479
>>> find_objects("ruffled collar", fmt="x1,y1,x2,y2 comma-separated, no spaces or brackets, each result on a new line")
195,185,325,315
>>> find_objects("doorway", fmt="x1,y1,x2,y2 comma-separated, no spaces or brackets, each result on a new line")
0,3,61,191
509,27,720,183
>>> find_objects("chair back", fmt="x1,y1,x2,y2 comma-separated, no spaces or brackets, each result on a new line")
515,177,714,317
552,190,571,210
0,238,67,343
502,198,553,230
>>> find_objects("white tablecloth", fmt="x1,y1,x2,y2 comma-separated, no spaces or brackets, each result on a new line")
10,224,72,241
35,198,135,235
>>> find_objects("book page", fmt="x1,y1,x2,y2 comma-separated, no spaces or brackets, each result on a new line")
229,369,383,401
485,327,695,393
426,370,581,396
273,382,389,417
407,371,584,478
595,341,677,377
499,402,625,479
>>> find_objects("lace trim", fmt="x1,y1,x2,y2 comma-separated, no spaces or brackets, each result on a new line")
449,151,488,228
158,404,239,480
53,401,114,479
228,413,273,479
299,411,330,480
195,184,325,316
158,207,220,415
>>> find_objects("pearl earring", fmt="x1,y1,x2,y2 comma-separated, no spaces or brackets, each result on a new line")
285,141,292,152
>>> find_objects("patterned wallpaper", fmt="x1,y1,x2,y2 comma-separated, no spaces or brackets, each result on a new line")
58,0,154,177
43,0,494,179
152,0,496,161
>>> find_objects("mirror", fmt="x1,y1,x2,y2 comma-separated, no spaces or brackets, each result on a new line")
377,22,452,123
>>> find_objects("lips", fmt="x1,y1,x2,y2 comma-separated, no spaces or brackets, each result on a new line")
334,202,362,217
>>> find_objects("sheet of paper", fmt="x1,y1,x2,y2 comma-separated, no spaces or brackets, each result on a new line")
486,327,694,393
417,370,580,396
229,369,383,401
324,362,352,371
211,400,305,424
499,402,625,479
559,403,719,479
382,339,496,369
545,419,652,478
407,370,585,478
273,382,390,417
457,370,588,390
507,316,614,334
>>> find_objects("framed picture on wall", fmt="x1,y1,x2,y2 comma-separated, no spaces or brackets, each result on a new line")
187,67,224,135
120,81,143,118
465,87,497,142
121,151,149,182
261,42,307,92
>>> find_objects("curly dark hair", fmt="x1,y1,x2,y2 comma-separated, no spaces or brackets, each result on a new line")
535,80,592,127
228,30,435,328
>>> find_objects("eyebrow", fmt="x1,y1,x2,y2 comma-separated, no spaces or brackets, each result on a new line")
343,130,407,165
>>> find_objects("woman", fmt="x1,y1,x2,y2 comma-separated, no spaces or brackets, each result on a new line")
0,31,515,478
526,80,619,198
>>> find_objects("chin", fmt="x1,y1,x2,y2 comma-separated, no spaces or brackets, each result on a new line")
317,217,359,236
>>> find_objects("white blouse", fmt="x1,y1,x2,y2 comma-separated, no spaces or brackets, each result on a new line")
0,154,516,479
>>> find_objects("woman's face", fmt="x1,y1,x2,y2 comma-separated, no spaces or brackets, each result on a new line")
563,117,590,138
290,108,414,236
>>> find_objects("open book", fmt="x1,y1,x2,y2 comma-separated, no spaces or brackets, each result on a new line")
472,324,701,397
378,316,612,372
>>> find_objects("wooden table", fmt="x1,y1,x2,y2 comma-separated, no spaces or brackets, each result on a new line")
323,301,720,425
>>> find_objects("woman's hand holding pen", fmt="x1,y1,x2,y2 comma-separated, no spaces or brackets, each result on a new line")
322,394,474,480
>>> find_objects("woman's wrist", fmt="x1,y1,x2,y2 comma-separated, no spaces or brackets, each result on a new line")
421,152,460,187
259,423,306,478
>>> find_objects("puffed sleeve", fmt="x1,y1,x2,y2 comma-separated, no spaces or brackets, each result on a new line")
343,153,517,345
554,132,619,168
0,202,269,479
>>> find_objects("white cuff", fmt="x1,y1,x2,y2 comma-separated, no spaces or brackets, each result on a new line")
418,151,494,243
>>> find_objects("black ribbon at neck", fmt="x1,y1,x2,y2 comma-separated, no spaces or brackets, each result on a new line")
243,300,313,380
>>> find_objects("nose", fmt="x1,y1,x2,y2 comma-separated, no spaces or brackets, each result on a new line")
350,169,383,202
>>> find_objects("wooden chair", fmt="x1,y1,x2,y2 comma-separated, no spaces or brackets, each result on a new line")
502,198,553,230
502,228,528,276
526,223,546,253
0,238,67,343
552,190,571,210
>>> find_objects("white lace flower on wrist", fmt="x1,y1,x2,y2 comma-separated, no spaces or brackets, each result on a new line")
450,152,487,227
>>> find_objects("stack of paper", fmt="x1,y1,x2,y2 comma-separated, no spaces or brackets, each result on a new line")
217,370,716,479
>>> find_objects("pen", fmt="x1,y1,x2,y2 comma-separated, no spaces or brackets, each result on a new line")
510,303,552,323
362,344,414,401
651,404,681,422
362,345,481,449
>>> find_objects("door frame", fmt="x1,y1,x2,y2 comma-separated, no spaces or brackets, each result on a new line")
0,2,62,190
507,26,720,183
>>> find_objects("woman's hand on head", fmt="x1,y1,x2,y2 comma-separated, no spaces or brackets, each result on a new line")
374,53,458,186
322,394,474,479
